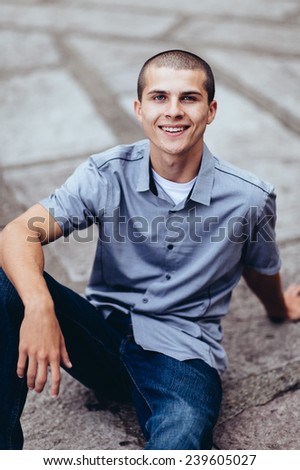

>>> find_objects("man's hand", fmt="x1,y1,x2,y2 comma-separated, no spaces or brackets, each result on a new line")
243,268,299,322
0,204,71,396
17,298,72,397
283,284,300,321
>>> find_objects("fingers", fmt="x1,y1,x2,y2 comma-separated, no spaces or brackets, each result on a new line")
50,360,61,398
17,346,72,397
17,346,62,396
50,339,73,397
17,349,28,379
21,355,56,395
60,339,72,370
32,358,48,393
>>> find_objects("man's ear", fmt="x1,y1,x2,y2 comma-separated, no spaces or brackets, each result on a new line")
207,99,217,125
134,99,143,123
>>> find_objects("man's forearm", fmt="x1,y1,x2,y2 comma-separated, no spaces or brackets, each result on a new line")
242,267,287,321
0,219,52,308
0,204,62,307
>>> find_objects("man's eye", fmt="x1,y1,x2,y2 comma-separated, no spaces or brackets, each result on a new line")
182,96,196,101
154,95,166,101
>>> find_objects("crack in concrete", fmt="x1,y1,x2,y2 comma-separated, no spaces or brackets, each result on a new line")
219,359,300,424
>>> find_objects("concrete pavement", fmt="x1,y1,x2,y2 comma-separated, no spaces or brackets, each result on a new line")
1,0,300,450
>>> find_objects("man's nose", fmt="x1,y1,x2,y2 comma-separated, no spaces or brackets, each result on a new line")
165,98,184,118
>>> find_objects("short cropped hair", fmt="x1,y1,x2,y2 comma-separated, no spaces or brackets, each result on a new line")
137,49,215,103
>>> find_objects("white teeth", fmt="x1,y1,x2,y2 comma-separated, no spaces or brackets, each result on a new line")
162,127,185,133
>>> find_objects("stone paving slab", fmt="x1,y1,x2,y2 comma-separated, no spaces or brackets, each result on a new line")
2,158,84,208
68,0,300,20
65,36,182,96
205,49,300,130
205,85,300,164
0,171,22,229
0,30,61,70
176,17,300,56
0,3,177,38
0,70,116,166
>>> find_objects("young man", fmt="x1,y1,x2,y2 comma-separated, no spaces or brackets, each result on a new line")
0,50,300,450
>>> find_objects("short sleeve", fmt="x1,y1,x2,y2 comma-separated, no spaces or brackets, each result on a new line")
242,191,281,275
39,158,106,236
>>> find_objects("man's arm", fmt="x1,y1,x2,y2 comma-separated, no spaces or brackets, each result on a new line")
0,204,72,397
243,267,300,322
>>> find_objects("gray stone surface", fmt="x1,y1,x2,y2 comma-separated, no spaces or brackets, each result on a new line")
0,30,61,70
206,50,300,133
1,0,300,451
22,372,143,450
215,388,300,450
0,70,116,166
69,0,300,19
177,18,300,55
0,3,177,38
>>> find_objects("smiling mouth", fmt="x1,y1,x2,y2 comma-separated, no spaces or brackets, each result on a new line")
159,126,189,134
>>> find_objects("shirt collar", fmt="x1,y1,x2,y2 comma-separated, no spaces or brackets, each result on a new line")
190,143,215,206
136,140,152,193
136,140,215,206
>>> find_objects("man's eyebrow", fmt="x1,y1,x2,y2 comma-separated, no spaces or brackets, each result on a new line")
147,89,168,95
146,90,203,96
180,91,203,96
179,90,204,98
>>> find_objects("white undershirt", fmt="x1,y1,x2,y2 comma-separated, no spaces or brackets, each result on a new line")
152,170,197,205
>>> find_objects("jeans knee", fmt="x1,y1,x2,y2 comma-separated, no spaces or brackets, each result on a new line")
174,403,213,440
145,401,214,450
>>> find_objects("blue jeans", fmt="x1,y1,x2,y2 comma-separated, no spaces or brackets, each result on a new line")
0,268,222,450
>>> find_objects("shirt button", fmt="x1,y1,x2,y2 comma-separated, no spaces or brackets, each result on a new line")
167,244,174,250
142,298,148,303
166,274,171,280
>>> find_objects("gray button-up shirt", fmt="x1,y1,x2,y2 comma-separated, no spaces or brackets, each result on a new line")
40,140,281,373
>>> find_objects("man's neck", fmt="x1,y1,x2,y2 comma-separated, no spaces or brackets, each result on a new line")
150,149,203,183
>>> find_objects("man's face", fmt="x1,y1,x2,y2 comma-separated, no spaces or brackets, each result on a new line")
134,65,217,163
